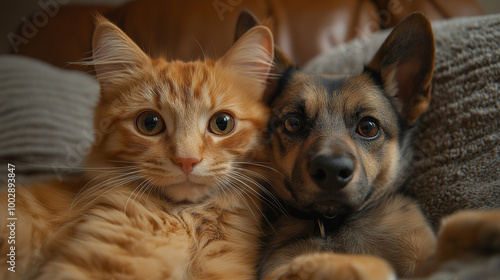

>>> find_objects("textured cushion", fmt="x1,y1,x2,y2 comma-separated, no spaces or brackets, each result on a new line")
305,14,500,227
0,55,99,182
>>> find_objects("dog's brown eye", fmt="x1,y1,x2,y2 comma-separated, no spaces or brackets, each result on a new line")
284,115,302,132
357,118,379,138
136,111,165,136
209,112,235,135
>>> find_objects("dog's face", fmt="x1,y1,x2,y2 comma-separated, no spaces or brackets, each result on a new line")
268,72,405,215
266,13,435,216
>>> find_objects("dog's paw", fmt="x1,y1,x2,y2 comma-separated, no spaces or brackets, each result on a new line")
437,210,500,259
418,210,500,277
266,253,395,280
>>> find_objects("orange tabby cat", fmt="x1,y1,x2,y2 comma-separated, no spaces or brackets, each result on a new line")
0,17,274,280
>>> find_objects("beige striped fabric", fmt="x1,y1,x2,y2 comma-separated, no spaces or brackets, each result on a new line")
0,55,99,182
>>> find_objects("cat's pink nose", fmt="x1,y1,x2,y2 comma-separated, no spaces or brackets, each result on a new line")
173,158,200,174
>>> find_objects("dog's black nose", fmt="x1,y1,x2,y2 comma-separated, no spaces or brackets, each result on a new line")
309,155,354,190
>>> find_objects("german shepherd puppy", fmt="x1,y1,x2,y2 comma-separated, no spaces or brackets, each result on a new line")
235,10,500,280
236,11,436,279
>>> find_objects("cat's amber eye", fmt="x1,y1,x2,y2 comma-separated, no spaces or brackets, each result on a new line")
284,115,302,132
209,112,235,135
356,118,379,139
136,111,165,136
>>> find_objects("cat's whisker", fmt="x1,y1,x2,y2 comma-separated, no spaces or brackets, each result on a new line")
71,169,141,209
72,171,142,211
228,171,275,205
224,177,274,234
65,166,137,175
232,166,273,185
143,179,160,203
193,38,208,61
233,161,283,177
223,178,263,232
213,177,231,200
109,160,141,165
77,174,143,211
230,185,275,234
231,166,278,191
71,170,128,211
77,174,142,207
142,177,156,198
53,165,137,178
124,178,150,213
210,41,218,61
152,178,163,199
228,170,286,216
136,177,160,210
141,177,164,203
137,177,156,202
230,168,287,215
232,162,287,204
145,184,155,199
266,72,283,80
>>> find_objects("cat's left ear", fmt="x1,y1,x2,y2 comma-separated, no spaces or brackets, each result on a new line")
219,25,274,98
91,15,150,90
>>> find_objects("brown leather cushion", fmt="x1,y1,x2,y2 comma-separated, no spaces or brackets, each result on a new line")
11,5,111,74
106,0,270,62
374,0,483,26
13,0,483,71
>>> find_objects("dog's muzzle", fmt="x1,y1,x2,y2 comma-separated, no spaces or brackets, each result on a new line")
308,155,354,191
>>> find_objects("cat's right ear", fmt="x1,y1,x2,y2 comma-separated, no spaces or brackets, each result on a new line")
91,15,150,90
220,25,274,99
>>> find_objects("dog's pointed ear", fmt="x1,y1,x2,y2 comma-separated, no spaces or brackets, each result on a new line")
235,8,261,42
366,12,435,124
235,9,296,103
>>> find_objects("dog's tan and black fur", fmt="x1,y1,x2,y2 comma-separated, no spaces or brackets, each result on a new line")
235,10,500,280
235,11,436,279
261,13,437,279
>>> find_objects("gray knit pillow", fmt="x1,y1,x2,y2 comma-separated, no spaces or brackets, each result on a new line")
0,55,99,182
305,14,500,227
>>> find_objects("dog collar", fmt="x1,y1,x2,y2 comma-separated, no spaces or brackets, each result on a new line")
314,213,349,239
285,206,349,239
317,218,327,238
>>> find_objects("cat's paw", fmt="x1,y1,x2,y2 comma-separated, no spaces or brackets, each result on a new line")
418,210,500,277
266,253,395,280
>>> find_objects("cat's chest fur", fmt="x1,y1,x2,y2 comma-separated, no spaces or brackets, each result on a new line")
37,189,260,280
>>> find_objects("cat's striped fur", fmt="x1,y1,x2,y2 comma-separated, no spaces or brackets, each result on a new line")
0,17,275,280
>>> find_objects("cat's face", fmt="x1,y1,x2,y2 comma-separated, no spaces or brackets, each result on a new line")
86,17,273,203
